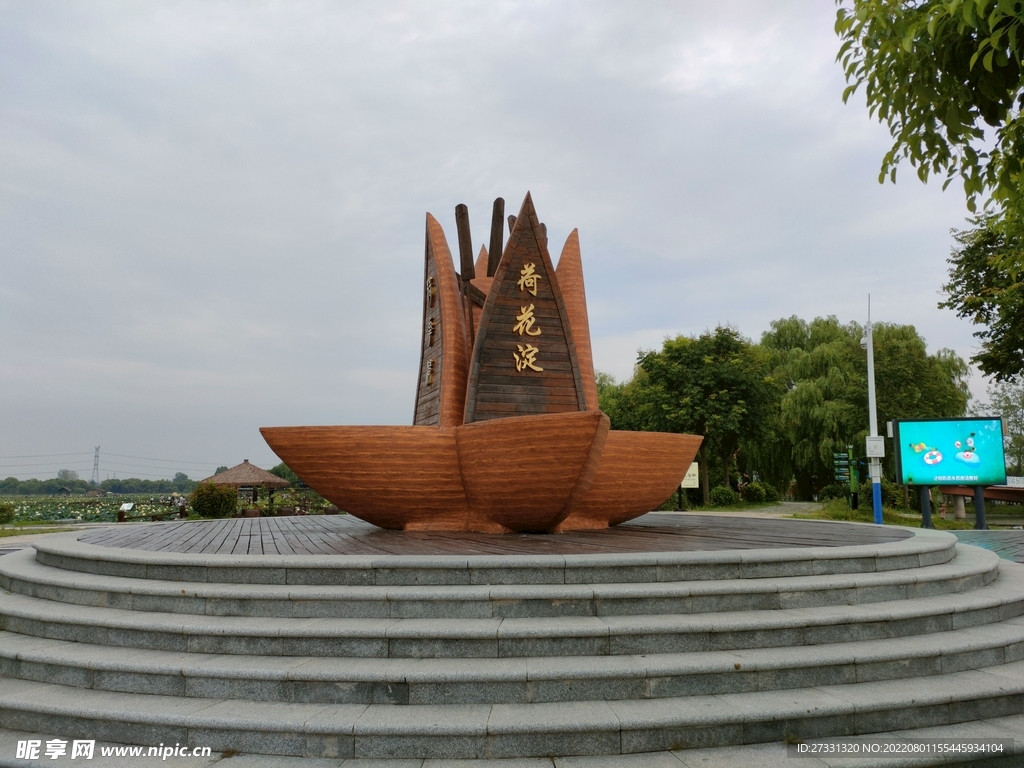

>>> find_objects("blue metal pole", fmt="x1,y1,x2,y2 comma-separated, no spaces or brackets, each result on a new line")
864,299,883,525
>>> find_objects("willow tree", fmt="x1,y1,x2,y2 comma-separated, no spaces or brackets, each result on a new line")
762,316,970,498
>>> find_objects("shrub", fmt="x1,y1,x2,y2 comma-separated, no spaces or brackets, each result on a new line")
762,484,780,502
741,482,766,503
188,483,237,519
709,486,738,507
0,501,14,525
818,483,848,501
857,478,906,509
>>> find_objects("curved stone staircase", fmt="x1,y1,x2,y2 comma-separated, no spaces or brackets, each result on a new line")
2,525,1024,760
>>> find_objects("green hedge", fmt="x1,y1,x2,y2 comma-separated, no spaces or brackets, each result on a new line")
709,486,739,507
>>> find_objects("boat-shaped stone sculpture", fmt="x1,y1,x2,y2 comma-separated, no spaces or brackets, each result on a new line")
261,193,701,532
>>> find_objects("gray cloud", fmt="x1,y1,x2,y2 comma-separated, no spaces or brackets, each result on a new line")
0,1,981,479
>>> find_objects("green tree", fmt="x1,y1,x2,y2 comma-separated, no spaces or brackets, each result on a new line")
836,0,1024,220
762,316,970,498
873,323,971,422
762,317,865,498
269,463,300,486
983,380,1024,474
596,371,654,432
636,327,779,504
836,2,1024,381
172,472,196,493
940,218,1024,381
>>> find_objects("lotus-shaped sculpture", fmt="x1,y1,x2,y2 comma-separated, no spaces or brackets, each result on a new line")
261,194,701,532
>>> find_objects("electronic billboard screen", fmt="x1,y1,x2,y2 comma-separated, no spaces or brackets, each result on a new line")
894,418,1006,486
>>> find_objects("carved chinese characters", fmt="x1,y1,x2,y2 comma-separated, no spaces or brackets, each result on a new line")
517,262,541,295
463,194,587,423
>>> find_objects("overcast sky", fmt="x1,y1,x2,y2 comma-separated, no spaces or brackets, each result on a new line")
0,1,986,481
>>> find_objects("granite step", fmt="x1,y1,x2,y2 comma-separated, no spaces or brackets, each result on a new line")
0,545,998,619
2,614,1024,705
3,660,1024,759
1,561,1022,658
30,528,956,586
3,718,1023,767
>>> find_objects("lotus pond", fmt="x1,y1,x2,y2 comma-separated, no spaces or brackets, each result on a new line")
1,495,179,524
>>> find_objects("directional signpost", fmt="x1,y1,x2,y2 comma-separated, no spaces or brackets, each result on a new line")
833,445,857,508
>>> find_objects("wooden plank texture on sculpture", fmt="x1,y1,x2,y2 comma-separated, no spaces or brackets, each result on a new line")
259,425,470,531
457,410,609,532
556,431,703,531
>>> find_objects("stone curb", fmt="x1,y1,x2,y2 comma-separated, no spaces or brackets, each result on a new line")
29,528,953,586
3,663,1024,760
0,545,997,620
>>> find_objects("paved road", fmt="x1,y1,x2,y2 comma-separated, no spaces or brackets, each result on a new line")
953,530,1024,565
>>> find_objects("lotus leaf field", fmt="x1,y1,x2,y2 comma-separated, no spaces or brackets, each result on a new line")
1,487,333,525
1,495,179,524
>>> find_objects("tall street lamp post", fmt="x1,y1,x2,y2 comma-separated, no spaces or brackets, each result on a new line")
862,298,884,525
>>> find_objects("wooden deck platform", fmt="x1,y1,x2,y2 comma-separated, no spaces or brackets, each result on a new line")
77,513,911,557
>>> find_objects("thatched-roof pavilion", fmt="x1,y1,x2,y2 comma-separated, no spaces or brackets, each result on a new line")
199,460,289,504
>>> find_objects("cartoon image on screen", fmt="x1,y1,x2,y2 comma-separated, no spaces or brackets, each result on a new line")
954,433,980,465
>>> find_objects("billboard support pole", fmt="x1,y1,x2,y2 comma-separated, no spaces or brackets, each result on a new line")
864,299,883,524
973,485,988,530
920,486,933,529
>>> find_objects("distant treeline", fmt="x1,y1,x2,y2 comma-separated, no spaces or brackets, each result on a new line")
0,473,197,496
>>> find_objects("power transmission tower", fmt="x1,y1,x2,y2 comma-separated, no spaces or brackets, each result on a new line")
91,446,100,486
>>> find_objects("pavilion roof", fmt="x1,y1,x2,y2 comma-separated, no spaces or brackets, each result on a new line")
198,460,290,489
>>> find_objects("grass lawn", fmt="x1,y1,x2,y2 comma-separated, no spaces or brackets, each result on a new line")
0,527,76,538
793,498,976,530
661,500,785,513
2,519,87,527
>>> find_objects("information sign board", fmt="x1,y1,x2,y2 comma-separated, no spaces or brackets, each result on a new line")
681,462,699,489
893,418,1006,486
832,452,850,483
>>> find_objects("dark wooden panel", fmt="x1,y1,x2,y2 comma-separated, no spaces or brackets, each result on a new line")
413,214,469,427
488,197,505,277
464,193,586,423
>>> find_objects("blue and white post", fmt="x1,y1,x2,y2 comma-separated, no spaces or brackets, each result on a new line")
863,304,884,524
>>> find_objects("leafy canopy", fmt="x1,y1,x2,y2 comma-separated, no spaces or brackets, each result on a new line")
976,379,1024,472
836,0,1024,220
633,326,780,502
941,216,1024,379
837,2,1024,380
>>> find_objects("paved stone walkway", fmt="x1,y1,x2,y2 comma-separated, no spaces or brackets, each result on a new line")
953,530,1024,565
